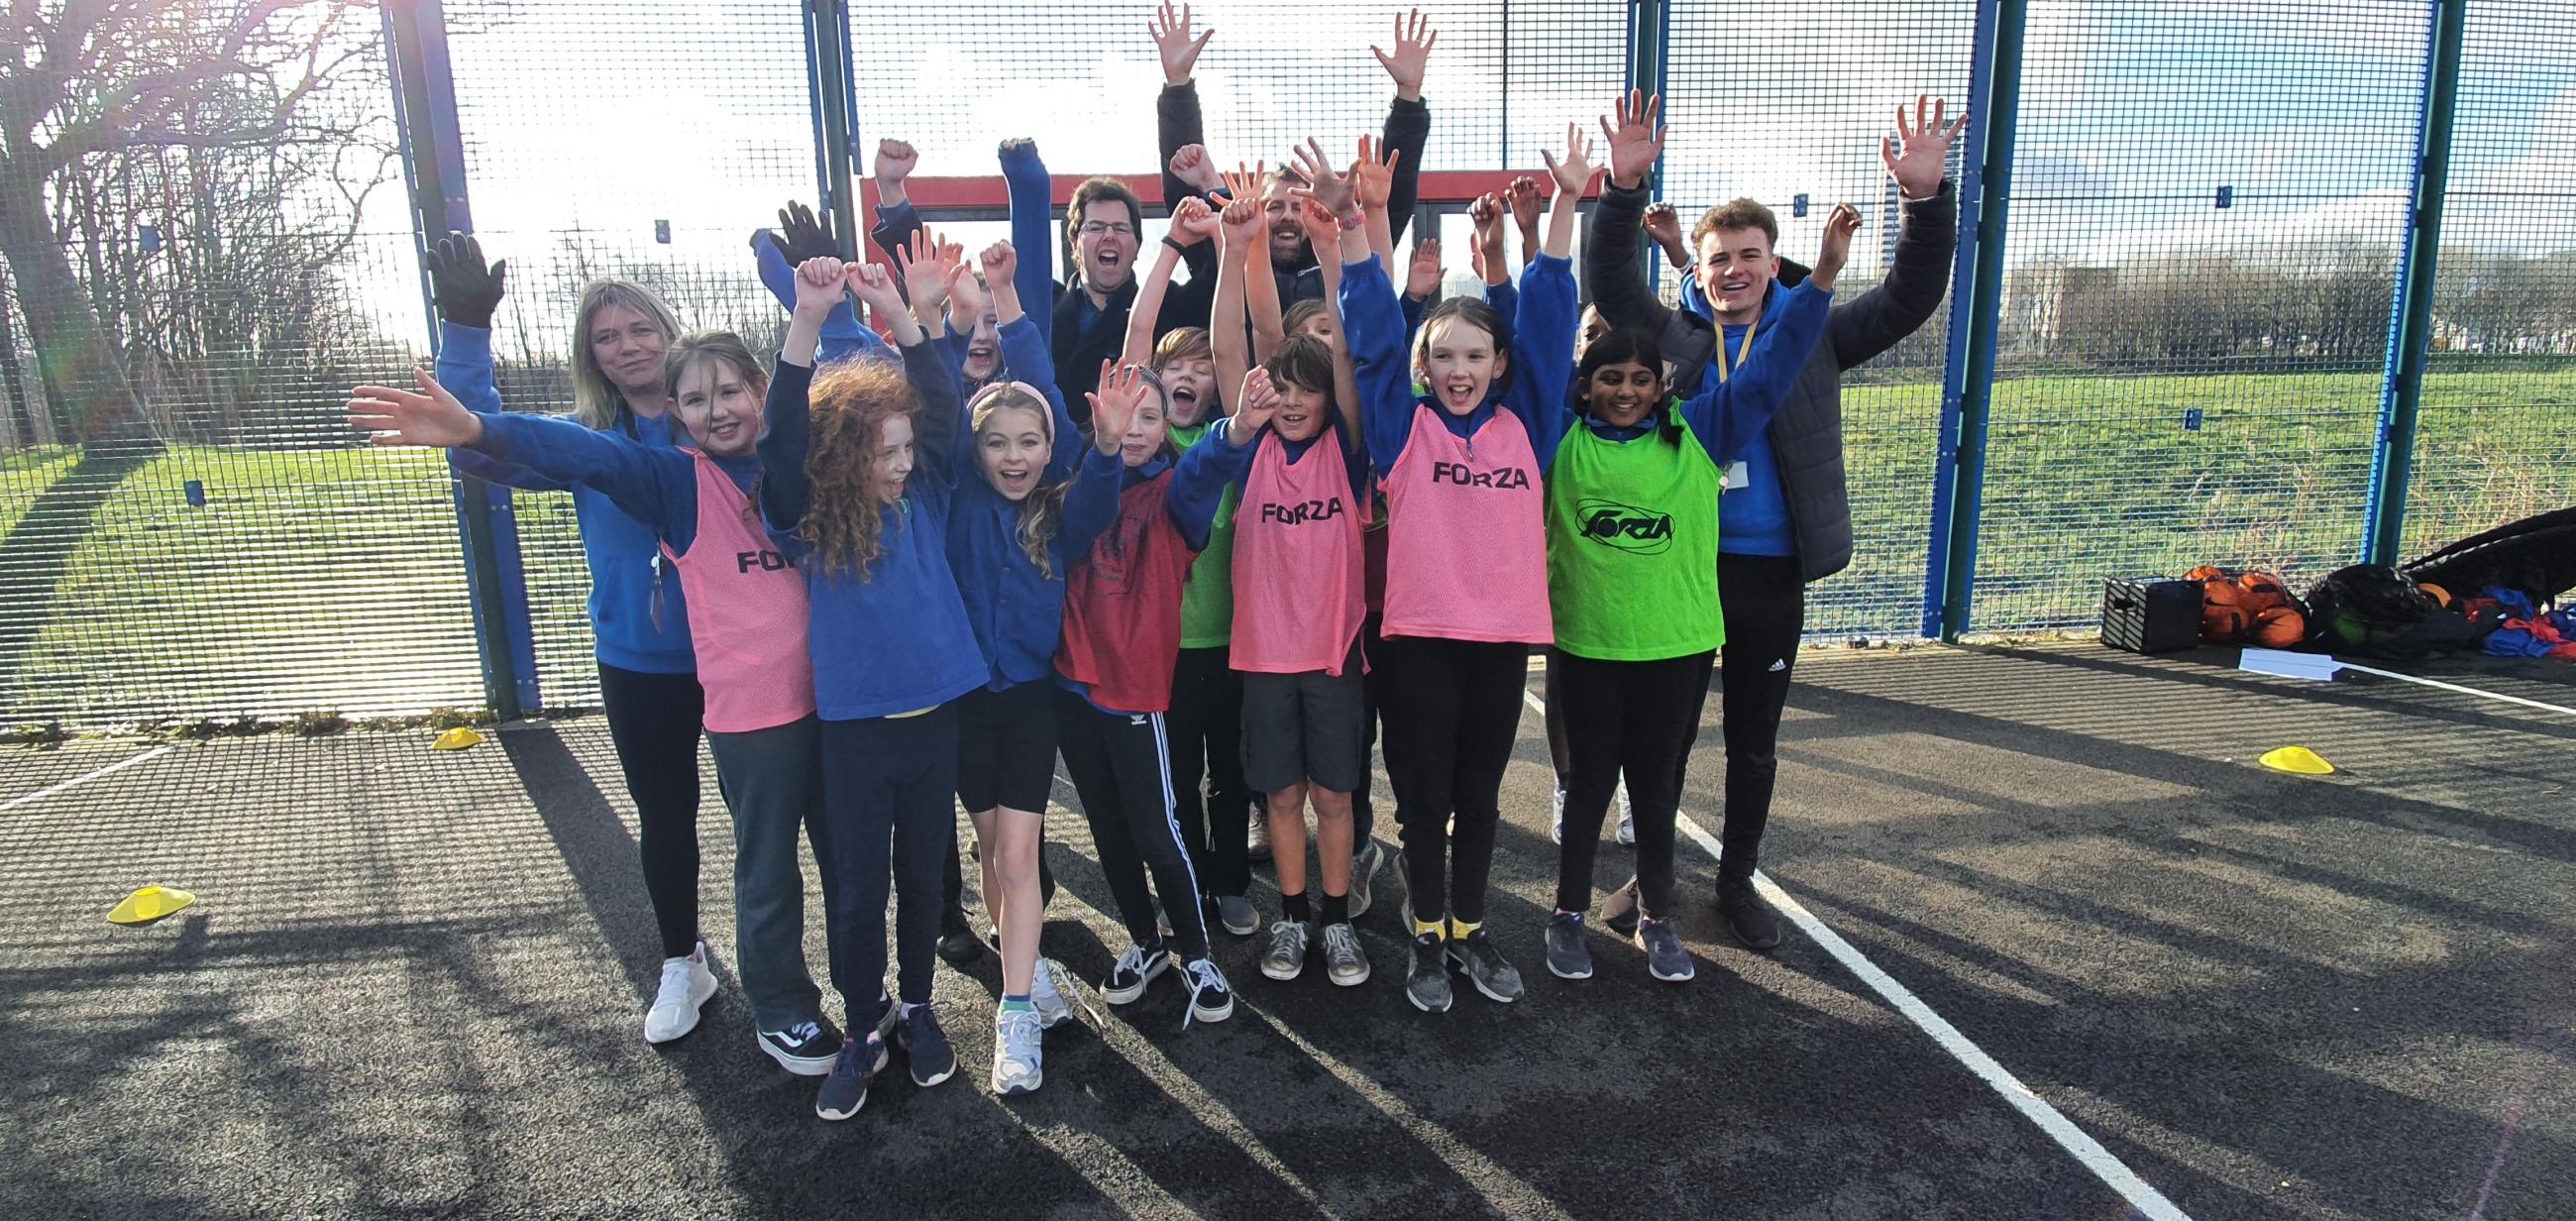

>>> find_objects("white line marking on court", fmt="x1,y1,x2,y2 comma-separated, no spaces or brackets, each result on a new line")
1520,688,2193,1221
2335,663,2576,719
0,744,172,815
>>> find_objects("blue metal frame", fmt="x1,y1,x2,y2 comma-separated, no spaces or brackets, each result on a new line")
2363,0,2464,566
381,0,540,717
1625,0,1671,289
1926,0,2024,641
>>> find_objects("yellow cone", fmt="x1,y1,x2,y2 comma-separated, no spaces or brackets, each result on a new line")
108,885,196,926
2259,746,2335,776
431,725,484,751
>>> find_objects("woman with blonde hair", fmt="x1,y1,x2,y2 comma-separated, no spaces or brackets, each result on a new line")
422,235,718,1047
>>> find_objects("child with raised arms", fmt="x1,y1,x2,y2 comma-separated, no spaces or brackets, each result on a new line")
761,253,990,1120
347,332,845,1078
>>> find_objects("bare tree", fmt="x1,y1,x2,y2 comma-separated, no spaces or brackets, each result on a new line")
0,0,380,453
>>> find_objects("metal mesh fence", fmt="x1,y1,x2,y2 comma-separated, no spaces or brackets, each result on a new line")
439,0,821,710
0,10,482,728
2402,0,2576,565
1971,0,2431,632
1664,0,1978,641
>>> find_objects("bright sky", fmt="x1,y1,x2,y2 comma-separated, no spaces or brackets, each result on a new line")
341,0,2574,352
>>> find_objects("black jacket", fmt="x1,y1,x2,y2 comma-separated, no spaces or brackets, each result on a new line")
1580,177,1958,581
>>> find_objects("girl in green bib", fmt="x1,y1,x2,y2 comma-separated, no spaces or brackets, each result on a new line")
1541,202,1855,983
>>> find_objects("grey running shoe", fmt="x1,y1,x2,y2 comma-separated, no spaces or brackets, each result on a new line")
1029,959,1074,1030
1544,911,1593,980
1446,928,1525,1002
897,1004,956,1087
1638,916,1696,982
991,1008,1042,1096
1348,840,1384,919
1404,932,1453,1013
1600,877,1642,938
1260,920,1312,981
1321,921,1370,986
1183,956,1234,1025
1103,942,1170,1005
814,1034,888,1121
1216,894,1260,937
1247,815,1272,862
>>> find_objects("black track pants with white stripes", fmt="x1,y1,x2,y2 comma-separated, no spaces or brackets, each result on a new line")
1054,688,1211,960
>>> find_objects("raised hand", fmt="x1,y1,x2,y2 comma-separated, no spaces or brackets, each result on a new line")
1219,192,1265,249
1086,361,1150,453
1406,238,1444,298
793,255,849,317
899,228,956,313
1149,0,1215,85
1299,196,1342,248
1351,135,1401,211
948,256,988,326
1540,121,1600,198
1642,201,1689,269
1882,93,1966,199
1231,367,1282,435
979,240,1019,286
1219,161,1267,205
348,369,483,449
1506,176,1544,239
423,231,506,329
874,139,918,195
1370,8,1438,101
1599,89,1665,188
768,200,837,265
1170,195,1222,246
1287,138,1356,218
846,260,910,319
1813,202,1862,290
1468,192,1507,268
1170,142,1223,193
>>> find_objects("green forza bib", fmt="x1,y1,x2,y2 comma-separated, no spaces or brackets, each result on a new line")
1545,419,1723,660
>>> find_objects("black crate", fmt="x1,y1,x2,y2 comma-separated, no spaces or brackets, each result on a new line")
2101,579,2202,653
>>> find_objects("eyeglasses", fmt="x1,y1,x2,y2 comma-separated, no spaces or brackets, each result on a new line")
1077,222,1137,239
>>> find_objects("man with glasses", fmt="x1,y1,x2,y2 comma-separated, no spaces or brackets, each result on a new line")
1051,177,1215,412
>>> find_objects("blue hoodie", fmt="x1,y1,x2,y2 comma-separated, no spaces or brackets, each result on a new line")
436,321,696,675
756,341,988,721
944,317,1106,690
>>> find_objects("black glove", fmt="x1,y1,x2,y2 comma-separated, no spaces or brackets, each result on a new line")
763,200,837,266
424,231,505,329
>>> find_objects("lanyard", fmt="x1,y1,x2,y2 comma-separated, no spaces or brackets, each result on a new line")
1714,315,1759,385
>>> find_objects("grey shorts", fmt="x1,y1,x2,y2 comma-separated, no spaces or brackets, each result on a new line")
1238,640,1367,795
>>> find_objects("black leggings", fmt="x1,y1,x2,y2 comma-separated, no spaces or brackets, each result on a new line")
1708,553,1805,883
817,707,959,1027
1379,636,1526,927
1167,646,1254,898
1054,690,1210,959
596,662,705,959
1551,648,1712,917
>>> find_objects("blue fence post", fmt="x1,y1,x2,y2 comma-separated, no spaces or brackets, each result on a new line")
1923,0,2025,642
803,0,863,259
382,0,539,718
2363,0,2465,567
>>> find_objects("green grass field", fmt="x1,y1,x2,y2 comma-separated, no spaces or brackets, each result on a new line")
1,364,2567,726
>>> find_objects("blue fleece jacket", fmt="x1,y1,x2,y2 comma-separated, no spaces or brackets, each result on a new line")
466,411,760,557
1575,279,1834,473
756,342,987,721
1343,251,1577,473
435,321,696,675
946,317,1100,690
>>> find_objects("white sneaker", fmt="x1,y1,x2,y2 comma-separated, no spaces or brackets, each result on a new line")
643,942,717,1044
1616,781,1635,846
991,1007,1043,1096
1028,958,1074,1030
1551,784,1566,845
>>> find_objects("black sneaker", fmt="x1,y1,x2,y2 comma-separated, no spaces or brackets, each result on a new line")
814,1034,888,1121
938,910,986,965
1445,928,1524,1003
896,1004,955,1087
1103,941,1171,1004
759,1015,845,1076
1183,956,1234,1025
1404,931,1453,1013
1717,879,1782,950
